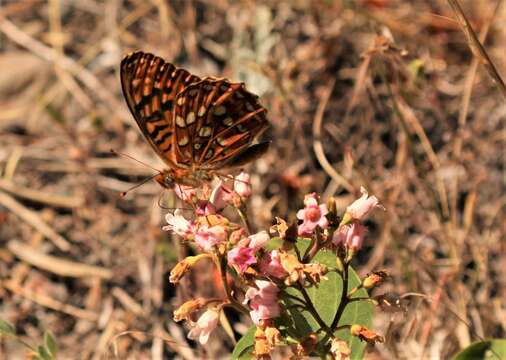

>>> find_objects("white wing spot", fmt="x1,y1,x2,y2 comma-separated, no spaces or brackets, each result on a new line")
216,136,227,146
198,105,207,117
177,96,185,106
176,115,186,128
178,135,189,146
198,126,212,138
223,117,234,126
186,112,196,125
194,143,202,150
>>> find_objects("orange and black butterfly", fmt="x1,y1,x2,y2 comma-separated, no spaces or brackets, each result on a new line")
120,51,270,189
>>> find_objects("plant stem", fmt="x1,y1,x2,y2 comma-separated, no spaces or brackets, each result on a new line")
297,284,332,335
330,261,350,330
236,203,252,234
217,255,248,314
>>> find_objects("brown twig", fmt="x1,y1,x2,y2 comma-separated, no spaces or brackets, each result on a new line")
312,79,354,194
447,0,506,99
0,191,71,251
7,240,112,279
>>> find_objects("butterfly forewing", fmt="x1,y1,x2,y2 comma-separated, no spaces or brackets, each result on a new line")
120,51,200,166
173,78,269,170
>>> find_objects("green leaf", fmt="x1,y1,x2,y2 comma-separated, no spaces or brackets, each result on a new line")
37,345,53,360
282,239,373,359
0,318,16,336
452,339,506,360
231,326,256,360
44,331,58,356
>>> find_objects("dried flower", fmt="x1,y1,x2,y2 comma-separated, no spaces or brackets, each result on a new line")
228,246,257,273
302,262,328,284
169,254,211,284
265,326,282,346
297,193,329,236
187,309,220,345
350,324,384,345
254,327,272,359
163,209,195,238
330,338,351,360
173,298,207,322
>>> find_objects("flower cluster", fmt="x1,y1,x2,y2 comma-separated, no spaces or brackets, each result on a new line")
164,173,386,358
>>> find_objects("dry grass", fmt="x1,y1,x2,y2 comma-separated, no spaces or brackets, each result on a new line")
0,0,505,359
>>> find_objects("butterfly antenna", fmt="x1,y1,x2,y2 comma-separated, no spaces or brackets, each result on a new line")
120,173,159,197
110,149,161,172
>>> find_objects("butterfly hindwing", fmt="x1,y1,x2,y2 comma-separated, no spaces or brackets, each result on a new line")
173,78,269,170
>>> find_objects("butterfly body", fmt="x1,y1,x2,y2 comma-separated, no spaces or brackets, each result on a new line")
120,51,269,189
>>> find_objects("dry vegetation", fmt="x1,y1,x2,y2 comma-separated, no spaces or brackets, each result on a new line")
0,0,505,359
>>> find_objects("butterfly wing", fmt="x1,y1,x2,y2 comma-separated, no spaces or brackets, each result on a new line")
172,78,269,170
120,51,201,167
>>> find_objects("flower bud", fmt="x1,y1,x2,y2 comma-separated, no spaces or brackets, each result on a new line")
362,271,388,289
350,324,384,344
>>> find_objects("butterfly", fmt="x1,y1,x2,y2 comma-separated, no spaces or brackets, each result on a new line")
120,51,270,189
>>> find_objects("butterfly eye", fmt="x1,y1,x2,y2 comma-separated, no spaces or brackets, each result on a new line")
163,175,175,189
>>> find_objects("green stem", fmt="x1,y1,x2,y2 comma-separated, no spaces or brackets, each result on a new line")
284,292,308,306
297,284,332,335
330,261,349,330
236,202,252,234
218,255,249,314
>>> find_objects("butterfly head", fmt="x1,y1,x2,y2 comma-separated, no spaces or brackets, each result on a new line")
154,170,176,189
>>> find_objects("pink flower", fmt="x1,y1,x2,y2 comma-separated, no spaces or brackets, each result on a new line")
194,225,227,251
259,250,287,279
196,200,216,216
187,309,220,345
174,185,197,202
345,223,366,251
333,223,367,251
331,225,348,246
296,193,329,236
209,181,233,211
244,280,280,325
346,187,383,221
234,171,252,198
248,230,270,250
228,246,256,272
163,209,195,238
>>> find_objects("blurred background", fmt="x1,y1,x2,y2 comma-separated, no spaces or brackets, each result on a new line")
0,0,505,358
